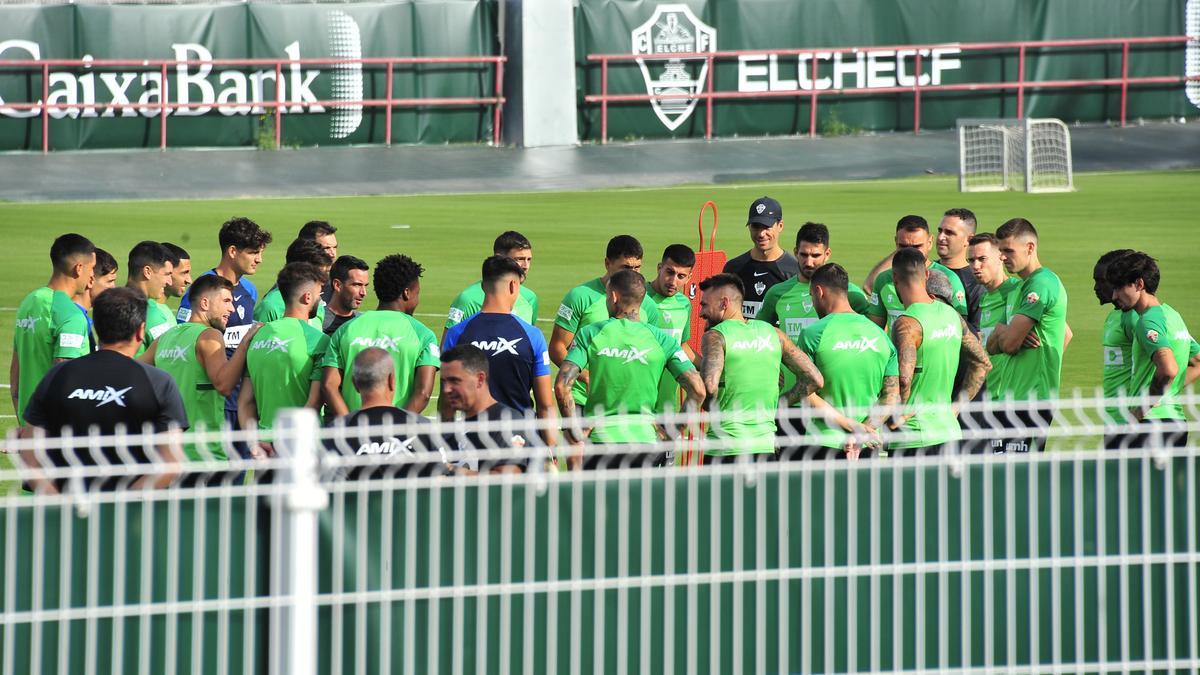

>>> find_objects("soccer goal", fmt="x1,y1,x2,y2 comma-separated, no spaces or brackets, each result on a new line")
958,117,1074,193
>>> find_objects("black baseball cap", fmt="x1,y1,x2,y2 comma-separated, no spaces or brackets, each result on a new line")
747,196,782,227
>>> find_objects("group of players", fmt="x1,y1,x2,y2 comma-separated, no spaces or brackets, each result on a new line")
9,198,1200,487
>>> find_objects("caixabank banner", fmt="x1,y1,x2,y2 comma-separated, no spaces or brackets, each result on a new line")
0,0,496,150
576,0,1199,141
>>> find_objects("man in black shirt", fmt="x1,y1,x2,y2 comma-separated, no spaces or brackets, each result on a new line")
722,196,799,319
936,208,984,333
440,344,541,474
323,255,369,336
20,286,188,492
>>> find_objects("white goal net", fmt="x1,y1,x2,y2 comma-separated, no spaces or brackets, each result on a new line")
958,118,1074,193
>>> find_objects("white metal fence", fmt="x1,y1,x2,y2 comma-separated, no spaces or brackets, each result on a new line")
3,394,1200,674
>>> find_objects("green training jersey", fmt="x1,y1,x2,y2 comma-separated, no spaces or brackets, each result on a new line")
978,278,1020,399
564,317,693,444
13,287,89,424
1131,304,1193,421
799,313,898,449
253,286,326,332
154,323,225,460
705,319,781,456
648,288,693,412
555,278,662,404
892,301,962,450
320,310,441,412
445,281,539,328
142,300,177,354
1000,267,1068,401
756,276,872,401
1101,308,1139,423
867,262,968,328
246,317,329,430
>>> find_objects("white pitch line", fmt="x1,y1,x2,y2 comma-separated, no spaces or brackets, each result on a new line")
390,224,411,229
412,312,553,324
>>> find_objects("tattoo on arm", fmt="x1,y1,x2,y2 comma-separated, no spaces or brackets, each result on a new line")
891,317,921,404
874,375,901,428
955,320,992,404
554,362,586,442
698,330,725,398
778,328,823,402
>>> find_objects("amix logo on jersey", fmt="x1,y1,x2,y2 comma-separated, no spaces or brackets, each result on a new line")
251,336,293,354
929,325,958,340
67,386,131,408
15,316,40,330
832,336,883,354
350,336,404,350
730,336,773,352
356,437,415,456
598,346,650,365
158,345,191,362
471,337,523,356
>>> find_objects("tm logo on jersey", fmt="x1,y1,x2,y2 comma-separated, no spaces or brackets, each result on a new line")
730,336,773,352
598,346,651,364
158,345,191,362
350,336,404,351
68,386,131,407
471,337,523,356
832,336,883,354
252,336,293,353
15,316,40,330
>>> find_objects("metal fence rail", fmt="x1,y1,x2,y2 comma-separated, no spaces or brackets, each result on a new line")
2,396,1199,674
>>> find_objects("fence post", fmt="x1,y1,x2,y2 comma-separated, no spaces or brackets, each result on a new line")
274,408,327,675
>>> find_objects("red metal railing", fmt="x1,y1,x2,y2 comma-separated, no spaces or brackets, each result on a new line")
0,55,505,153
585,36,1198,144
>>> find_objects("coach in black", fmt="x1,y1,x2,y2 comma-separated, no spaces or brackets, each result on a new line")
722,196,799,319
20,286,189,492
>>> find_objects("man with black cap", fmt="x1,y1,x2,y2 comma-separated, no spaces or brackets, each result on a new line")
722,196,799,320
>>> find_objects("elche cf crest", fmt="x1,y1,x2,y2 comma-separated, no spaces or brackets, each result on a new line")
631,4,716,131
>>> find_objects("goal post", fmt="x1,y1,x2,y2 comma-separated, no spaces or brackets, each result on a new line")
958,118,1074,193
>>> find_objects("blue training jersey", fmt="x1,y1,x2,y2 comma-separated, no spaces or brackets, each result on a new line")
442,312,551,412
177,269,258,412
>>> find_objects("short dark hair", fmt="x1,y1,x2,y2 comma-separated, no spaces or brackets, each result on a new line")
892,247,928,283
606,269,647,304
481,255,525,289
373,254,423,303
218,217,273,252
1106,251,1160,294
493,230,531,254
1094,249,1135,278
128,241,170,275
795,222,830,248
297,220,336,240
809,263,849,292
93,286,146,345
50,233,95,274
996,218,1038,241
441,344,490,375
329,255,369,284
896,215,929,233
661,244,696,268
285,237,334,267
606,235,643,261
968,233,1000,248
160,242,189,266
187,273,234,305
943,208,978,233
698,272,744,299
277,262,328,304
94,248,118,277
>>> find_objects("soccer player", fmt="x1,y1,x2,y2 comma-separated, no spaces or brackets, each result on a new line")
239,263,329,439
797,263,899,460
936,208,984,331
253,238,333,329
176,217,273,442
19,286,187,493
321,254,440,416
888,248,990,456
986,218,1070,452
549,235,662,406
697,273,823,464
966,233,1021,452
1093,249,1139,447
441,344,543,474
441,255,557,446
554,270,704,470
866,215,968,330
647,244,697,412
161,242,193,303
722,196,799,319
11,233,95,426
1106,252,1199,448
325,348,448,479
445,231,539,332
124,241,175,354
324,255,369,336
143,275,259,461
297,220,338,302
74,247,119,353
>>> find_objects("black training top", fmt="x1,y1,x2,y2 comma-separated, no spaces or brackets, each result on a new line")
723,250,799,320
946,264,984,335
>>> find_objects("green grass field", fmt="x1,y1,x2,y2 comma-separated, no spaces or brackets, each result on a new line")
2,169,1198,441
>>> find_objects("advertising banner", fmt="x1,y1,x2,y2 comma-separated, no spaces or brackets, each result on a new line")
576,0,1198,141
0,0,497,150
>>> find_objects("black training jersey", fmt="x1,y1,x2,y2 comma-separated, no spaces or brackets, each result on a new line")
324,406,448,478
946,264,984,334
23,349,188,486
723,251,799,319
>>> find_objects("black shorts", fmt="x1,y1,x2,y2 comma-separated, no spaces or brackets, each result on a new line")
582,450,666,471
777,445,876,461
992,407,1053,454
774,409,806,458
889,443,946,458
702,453,776,466
1121,420,1188,451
